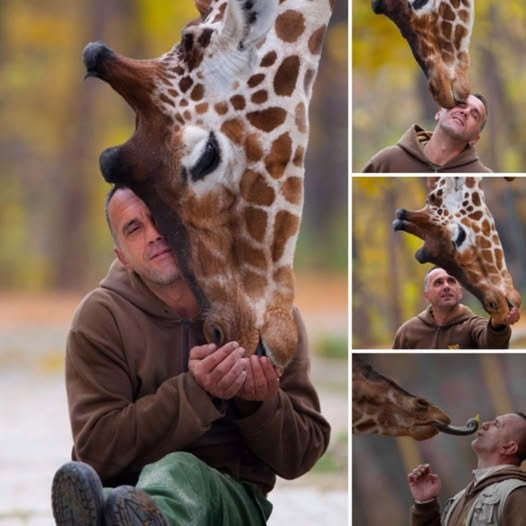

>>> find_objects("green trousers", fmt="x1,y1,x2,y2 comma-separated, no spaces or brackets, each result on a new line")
135,452,273,525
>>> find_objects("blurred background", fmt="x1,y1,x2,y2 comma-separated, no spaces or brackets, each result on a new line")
352,176,526,348
0,1,348,524
353,353,526,526
352,1,526,172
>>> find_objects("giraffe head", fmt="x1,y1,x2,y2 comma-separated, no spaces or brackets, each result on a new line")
82,0,333,367
372,0,473,108
352,358,451,440
393,177,522,325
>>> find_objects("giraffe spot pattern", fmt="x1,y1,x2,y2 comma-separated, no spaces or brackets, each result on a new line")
272,210,300,262
196,102,209,114
265,133,293,179
308,25,327,55
190,84,205,101
454,24,468,49
295,102,307,134
214,102,229,115
451,0,461,7
230,95,246,110
248,74,265,88
260,51,277,67
240,170,276,206
274,56,300,97
198,28,213,48
304,68,316,96
180,99,189,107
160,93,175,107
247,107,287,132
251,90,268,104
179,76,193,93
221,118,245,145
293,145,305,166
244,207,267,242
237,240,267,270
282,177,303,205
439,3,455,21
275,10,305,43
242,270,267,299
244,133,264,162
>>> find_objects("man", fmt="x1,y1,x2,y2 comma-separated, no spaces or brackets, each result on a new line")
363,94,491,172
393,267,520,349
408,412,526,525
51,186,330,525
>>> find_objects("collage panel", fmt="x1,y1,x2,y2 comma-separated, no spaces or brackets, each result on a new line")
352,353,526,525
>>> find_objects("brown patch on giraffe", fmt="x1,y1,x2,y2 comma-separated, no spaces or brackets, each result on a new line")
175,114,185,126
472,192,481,207
293,145,305,166
481,250,494,264
237,240,267,270
273,210,299,262
251,90,268,104
472,223,480,233
247,107,287,132
439,3,456,21
242,270,267,299
274,56,300,96
273,266,294,289
198,28,213,48
213,3,227,23
214,102,229,115
160,93,175,107
196,102,209,114
441,21,452,40
451,0,461,7
265,133,292,179
482,219,491,236
295,102,307,134
179,76,193,93
184,110,192,121
260,51,277,68
275,10,305,43
195,239,225,278
180,98,189,107
190,84,205,101
454,24,468,49
248,74,265,88
458,9,470,23
282,177,303,205
221,118,245,145
479,237,491,249
492,235,499,244
240,170,276,207
466,178,475,188
495,249,504,270
244,207,267,242
308,25,327,55
230,95,246,110
244,134,264,162
304,68,316,95
167,88,178,97
469,211,483,221
174,66,185,75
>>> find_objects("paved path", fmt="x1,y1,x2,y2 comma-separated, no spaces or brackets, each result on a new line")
0,325,347,526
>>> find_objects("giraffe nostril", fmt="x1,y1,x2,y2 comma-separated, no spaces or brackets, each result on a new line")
204,321,225,347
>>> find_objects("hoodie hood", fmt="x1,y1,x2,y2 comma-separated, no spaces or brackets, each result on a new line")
417,304,476,329
100,259,193,321
398,124,483,171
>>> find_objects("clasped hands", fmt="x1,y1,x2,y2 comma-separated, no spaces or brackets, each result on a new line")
189,341,283,401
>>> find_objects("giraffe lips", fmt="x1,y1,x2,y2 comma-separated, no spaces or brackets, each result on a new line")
433,417,479,436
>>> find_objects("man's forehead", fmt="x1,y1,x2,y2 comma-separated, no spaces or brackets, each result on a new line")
109,189,148,226
467,95,486,116
429,269,454,282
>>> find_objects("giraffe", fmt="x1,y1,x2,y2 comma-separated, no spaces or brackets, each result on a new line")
372,0,474,109
82,0,334,368
352,357,469,440
393,177,522,325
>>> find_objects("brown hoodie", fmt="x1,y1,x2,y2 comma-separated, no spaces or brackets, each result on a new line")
411,467,526,526
66,260,330,494
362,125,492,173
392,305,511,349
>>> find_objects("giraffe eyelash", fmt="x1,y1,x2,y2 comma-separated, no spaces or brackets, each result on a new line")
189,132,221,182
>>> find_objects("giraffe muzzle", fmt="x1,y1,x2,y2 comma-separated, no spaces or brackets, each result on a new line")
433,417,479,436
83,42,115,80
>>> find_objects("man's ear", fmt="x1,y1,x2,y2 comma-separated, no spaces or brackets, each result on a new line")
423,291,430,304
115,247,130,270
501,440,519,457
469,134,481,147
435,109,443,122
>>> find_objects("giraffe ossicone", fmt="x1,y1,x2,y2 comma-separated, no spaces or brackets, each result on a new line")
372,0,473,108
393,177,521,325
83,0,334,367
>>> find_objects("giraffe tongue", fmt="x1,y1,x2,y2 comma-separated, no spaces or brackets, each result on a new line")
433,417,479,436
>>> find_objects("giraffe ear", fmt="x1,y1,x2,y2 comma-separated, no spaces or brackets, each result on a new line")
221,0,279,49
195,0,212,19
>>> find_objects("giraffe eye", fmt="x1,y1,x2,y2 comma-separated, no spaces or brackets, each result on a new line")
190,132,221,182
453,225,466,248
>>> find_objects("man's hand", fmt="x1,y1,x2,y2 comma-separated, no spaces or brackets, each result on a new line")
408,464,441,502
236,356,282,402
189,342,247,400
491,306,520,329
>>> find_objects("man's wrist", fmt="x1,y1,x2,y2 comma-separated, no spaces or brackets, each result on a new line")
490,318,507,331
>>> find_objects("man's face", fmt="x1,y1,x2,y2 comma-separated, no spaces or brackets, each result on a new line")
472,413,526,461
435,94,486,144
108,188,180,286
424,268,463,310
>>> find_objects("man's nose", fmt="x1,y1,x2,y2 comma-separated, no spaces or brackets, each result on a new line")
146,221,162,242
